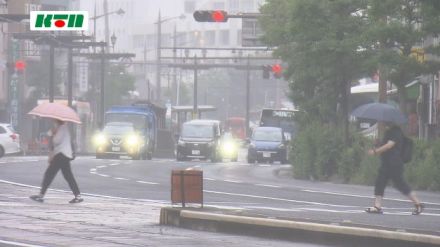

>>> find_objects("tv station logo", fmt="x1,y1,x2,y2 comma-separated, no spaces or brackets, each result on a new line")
30,11,88,31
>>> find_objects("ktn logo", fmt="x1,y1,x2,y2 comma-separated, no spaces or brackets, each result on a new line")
30,11,88,31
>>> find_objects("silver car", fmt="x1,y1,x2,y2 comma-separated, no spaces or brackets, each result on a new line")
0,123,21,158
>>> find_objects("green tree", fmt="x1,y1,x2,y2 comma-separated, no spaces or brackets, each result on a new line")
365,0,440,113
104,64,135,110
260,0,370,142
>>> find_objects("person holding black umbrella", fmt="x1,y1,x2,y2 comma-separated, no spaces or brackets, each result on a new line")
352,103,424,215
366,122,424,215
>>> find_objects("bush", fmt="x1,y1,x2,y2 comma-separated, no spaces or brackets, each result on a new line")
406,139,440,191
289,122,440,191
290,122,343,180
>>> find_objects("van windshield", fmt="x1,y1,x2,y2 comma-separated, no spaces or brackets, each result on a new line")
181,124,214,138
253,129,282,142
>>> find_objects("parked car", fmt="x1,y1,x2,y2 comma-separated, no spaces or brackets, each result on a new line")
176,119,222,162
247,127,287,164
93,122,149,160
0,123,21,158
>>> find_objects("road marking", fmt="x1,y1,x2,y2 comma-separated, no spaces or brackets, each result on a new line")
223,179,243,184
204,190,357,207
136,180,159,185
301,189,440,206
255,184,282,188
0,239,46,247
114,177,129,181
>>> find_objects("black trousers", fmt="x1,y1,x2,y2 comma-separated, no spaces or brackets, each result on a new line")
40,153,80,196
374,163,411,197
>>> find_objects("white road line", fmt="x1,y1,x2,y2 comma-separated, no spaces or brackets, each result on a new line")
255,184,282,188
301,189,440,206
114,177,129,181
204,190,357,208
0,239,47,247
136,180,159,185
223,179,243,184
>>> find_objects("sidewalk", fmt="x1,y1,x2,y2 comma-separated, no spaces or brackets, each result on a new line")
2,180,440,247
0,183,166,247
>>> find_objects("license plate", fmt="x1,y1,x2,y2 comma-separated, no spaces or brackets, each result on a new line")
263,152,271,158
112,147,121,152
192,150,200,155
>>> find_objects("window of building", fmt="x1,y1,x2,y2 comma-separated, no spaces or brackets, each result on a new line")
213,1,225,10
205,31,216,46
184,1,196,13
229,0,239,11
220,30,229,45
241,0,254,11
237,30,242,46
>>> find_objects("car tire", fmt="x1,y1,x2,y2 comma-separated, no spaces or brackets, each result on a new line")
176,151,185,161
0,146,4,159
146,151,153,160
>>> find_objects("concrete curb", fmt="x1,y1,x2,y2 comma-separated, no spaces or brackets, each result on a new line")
160,207,440,247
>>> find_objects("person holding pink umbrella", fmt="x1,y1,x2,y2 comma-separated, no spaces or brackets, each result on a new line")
28,102,83,203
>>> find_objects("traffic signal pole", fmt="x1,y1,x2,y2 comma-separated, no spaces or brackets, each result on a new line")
246,55,251,138
193,55,198,119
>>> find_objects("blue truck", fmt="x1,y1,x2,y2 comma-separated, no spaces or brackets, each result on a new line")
93,102,166,160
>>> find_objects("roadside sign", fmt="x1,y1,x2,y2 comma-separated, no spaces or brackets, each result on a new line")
30,11,88,31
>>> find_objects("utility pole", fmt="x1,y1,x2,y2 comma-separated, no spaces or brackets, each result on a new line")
103,0,110,51
245,55,251,137
100,46,105,127
173,25,177,104
49,45,55,103
156,11,162,102
67,48,73,108
193,55,198,119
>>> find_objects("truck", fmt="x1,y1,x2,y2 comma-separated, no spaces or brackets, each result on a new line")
93,101,166,160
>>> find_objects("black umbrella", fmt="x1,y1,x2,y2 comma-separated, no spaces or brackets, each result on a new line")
351,102,407,124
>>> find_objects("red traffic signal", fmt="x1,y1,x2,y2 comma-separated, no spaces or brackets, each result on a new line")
272,64,282,78
193,10,228,22
15,60,26,71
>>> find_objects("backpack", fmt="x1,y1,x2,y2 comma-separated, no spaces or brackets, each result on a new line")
401,135,413,164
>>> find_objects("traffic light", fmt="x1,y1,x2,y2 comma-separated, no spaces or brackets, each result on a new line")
272,64,282,78
262,64,283,79
193,10,228,22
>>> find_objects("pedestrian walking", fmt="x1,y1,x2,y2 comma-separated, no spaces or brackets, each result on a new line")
30,119,83,203
366,122,423,215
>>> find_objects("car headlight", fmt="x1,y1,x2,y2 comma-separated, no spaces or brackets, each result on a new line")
93,133,107,146
177,139,186,146
221,141,236,155
126,134,141,147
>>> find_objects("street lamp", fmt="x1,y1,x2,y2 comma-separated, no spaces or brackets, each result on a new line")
90,7,125,46
110,32,117,52
155,12,186,102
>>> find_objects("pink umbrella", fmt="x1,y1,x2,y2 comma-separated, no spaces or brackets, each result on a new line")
28,102,81,124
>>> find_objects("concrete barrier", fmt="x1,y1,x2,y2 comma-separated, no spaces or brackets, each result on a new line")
160,207,440,247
